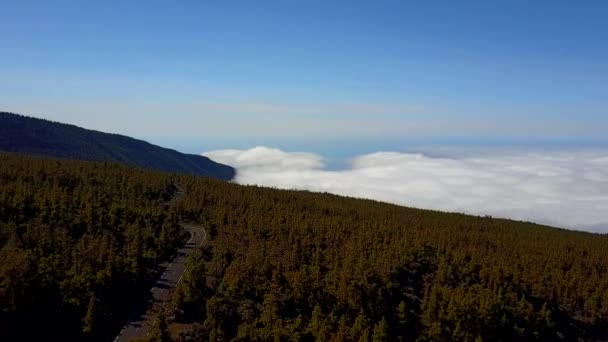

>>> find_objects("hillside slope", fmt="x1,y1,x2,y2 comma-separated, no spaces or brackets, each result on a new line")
0,112,235,180
1,153,607,341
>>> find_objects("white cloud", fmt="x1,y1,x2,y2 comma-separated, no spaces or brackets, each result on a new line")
204,146,608,232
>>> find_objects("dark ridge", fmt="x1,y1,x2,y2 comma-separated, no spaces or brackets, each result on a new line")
0,111,235,180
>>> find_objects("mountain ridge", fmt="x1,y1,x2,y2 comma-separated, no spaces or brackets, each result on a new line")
0,111,235,180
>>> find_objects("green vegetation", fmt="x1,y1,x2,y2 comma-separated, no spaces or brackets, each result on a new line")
174,175,608,341
1,152,607,341
0,153,186,340
0,112,235,180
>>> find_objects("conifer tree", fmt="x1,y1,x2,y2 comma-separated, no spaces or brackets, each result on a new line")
372,317,389,342
149,309,171,342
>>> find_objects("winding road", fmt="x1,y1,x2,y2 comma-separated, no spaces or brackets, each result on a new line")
114,223,206,342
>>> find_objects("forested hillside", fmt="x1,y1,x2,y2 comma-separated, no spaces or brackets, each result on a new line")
1,153,607,341
0,153,186,341
174,182,608,340
0,112,235,180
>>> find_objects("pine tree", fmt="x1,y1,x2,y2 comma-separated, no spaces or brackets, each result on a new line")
83,295,101,336
308,304,325,340
261,272,282,325
351,310,371,341
396,300,409,340
148,309,171,342
372,317,390,342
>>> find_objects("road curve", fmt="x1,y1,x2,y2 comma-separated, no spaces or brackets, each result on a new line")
114,223,205,342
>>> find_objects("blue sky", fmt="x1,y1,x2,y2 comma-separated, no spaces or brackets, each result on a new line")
1,1,607,154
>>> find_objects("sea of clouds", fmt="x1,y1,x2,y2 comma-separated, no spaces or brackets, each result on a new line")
204,146,608,232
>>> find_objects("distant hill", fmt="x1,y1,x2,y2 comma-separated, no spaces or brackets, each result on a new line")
0,111,235,180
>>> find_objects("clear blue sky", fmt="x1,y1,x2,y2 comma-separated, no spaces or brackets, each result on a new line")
1,1,607,153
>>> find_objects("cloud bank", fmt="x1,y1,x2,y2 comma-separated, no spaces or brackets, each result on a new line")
204,146,608,232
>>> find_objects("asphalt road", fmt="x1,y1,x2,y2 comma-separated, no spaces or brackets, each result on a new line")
114,223,205,342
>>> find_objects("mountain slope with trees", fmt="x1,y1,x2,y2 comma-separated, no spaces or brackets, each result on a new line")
0,153,607,341
0,153,186,341
0,112,235,180
172,176,608,341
